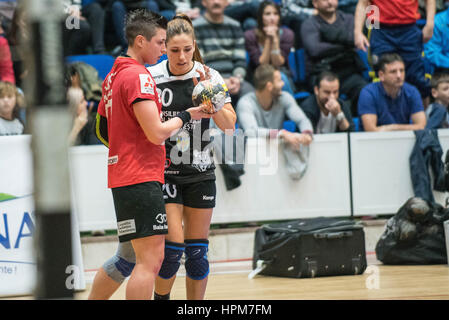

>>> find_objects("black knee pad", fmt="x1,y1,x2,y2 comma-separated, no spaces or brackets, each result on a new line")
184,239,209,280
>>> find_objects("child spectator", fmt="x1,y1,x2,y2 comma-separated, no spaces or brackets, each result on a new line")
67,87,90,145
425,72,449,128
0,81,24,135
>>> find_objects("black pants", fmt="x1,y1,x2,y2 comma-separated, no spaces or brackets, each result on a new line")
64,2,106,55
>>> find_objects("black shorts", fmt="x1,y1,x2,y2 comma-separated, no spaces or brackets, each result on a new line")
111,181,168,242
162,180,216,208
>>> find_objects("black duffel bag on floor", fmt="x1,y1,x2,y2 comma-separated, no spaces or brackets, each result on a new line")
375,197,449,265
251,217,367,278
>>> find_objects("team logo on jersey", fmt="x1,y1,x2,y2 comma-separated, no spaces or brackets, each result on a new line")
139,74,155,95
192,150,211,172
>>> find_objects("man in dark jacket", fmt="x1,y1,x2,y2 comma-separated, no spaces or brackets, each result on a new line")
300,71,354,133
301,0,367,116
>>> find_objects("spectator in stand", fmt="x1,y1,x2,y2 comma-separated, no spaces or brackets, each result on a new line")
193,0,254,107
358,53,427,132
280,0,316,48
425,72,449,128
224,0,260,31
111,0,163,51
156,0,202,22
338,0,357,14
0,24,14,84
424,6,449,72
6,2,28,88
237,64,313,147
354,0,435,99
301,0,368,116
0,81,23,135
300,71,354,133
67,87,91,145
245,1,295,91
63,0,108,55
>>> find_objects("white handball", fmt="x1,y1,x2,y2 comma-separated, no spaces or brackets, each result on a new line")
192,79,228,114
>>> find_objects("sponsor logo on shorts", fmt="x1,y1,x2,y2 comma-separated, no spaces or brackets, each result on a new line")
155,213,167,224
154,213,168,231
117,219,136,236
108,155,118,165
153,224,168,230
203,195,215,201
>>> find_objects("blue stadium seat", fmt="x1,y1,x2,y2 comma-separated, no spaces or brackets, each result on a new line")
356,49,372,81
288,50,298,83
416,19,426,28
283,120,297,132
288,49,310,100
66,54,115,80
353,117,360,132
295,49,307,84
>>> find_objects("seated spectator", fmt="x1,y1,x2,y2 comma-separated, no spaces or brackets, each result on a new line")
225,0,260,31
280,0,316,48
0,0,16,33
111,0,162,51
67,87,90,145
244,1,295,90
354,0,434,99
156,0,202,22
0,81,24,135
338,0,357,14
358,53,427,132
237,64,313,146
301,0,367,116
424,6,449,72
301,71,354,133
6,2,27,88
0,24,14,84
63,0,107,55
425,72,449,128
193,0,254,106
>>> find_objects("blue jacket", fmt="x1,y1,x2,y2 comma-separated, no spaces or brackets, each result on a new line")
424,8,449,69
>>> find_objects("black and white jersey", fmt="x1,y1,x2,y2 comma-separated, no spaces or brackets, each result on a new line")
148,60,231,184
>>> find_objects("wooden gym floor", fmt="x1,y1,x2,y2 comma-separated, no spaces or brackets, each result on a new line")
75,256,449,300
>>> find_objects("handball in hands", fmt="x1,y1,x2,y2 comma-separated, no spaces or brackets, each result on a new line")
192,79,227,114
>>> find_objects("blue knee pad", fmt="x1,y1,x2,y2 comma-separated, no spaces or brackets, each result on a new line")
184,239,209,280
158,241,185,280
103,241,136,283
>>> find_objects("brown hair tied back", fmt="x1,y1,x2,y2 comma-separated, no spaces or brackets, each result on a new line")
167,14,204,64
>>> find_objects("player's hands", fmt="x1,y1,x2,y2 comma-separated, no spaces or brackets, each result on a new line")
193,66,211,86
354,32,370,51
186,104,215,120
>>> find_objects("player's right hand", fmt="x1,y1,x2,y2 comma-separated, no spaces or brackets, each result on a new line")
186,105,215,120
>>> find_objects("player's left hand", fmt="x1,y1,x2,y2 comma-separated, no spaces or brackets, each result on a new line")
193,66,211,86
